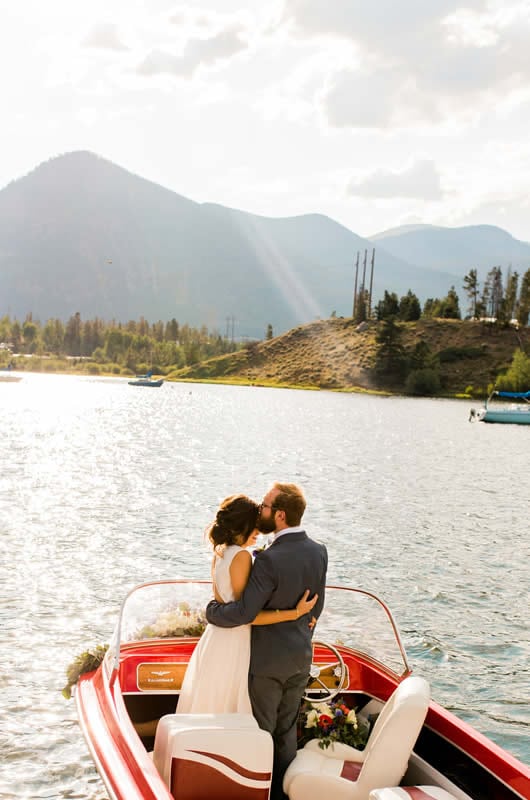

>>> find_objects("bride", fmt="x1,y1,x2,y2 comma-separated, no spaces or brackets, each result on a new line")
177,494,317,714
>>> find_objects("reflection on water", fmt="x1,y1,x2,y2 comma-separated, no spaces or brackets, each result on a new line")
1,374,528,797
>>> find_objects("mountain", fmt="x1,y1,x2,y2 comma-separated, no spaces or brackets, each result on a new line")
0,152,519,337
369,223,530,276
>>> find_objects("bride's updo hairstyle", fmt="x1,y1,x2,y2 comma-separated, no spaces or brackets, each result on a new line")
208,494,259,549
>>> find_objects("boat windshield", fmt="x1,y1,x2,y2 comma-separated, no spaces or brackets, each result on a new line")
107,581,410,679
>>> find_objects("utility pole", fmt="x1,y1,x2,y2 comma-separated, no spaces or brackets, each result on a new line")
352,252,359,317
361,249,367,297
368,248,375,319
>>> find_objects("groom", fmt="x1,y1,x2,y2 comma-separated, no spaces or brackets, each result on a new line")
206,482,328,800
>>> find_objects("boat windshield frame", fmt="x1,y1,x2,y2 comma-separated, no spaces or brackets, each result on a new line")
107,580,411,679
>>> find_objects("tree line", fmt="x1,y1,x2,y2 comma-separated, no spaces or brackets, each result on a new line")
354,264,530,325
0,313,240,372
364,265,530,396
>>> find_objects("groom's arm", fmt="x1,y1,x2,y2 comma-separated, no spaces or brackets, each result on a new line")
312,545,328,621
206,556,275,627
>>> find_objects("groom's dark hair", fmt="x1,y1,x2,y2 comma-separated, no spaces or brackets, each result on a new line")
272,482,306,527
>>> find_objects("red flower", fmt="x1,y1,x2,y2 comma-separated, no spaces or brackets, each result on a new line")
318,714,333,728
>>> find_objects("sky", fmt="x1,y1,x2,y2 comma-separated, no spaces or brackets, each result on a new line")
2,0,530,241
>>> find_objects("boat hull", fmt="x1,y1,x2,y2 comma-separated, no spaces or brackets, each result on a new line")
481,408,530,424
128,379,164,387
75,582,530,800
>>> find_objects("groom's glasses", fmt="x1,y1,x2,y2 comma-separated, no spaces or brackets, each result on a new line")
260,503,280,512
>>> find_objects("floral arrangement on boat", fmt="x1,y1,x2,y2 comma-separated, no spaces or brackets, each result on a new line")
298,698,370,750
63,603,206,699
134,602,206,639
62,644,109,699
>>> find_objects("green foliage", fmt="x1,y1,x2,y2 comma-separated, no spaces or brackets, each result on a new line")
62,644,109,699
398,290,421,321
495,349,530,391
0,313,239,370
353,290,369,324
375,291,399,320
463,268,479,319
405,368,441,396
409,340,438,371
503,269,519,323
423,286,461,319
373,317,408,385
484,266,504,320
517,269,530,326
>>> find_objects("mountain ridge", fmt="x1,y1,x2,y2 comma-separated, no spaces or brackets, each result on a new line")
1,151,528,336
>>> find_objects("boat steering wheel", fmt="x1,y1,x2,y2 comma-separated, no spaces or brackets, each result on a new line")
304,640,347,702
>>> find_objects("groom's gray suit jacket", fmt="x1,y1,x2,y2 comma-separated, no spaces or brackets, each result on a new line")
206,531,328,681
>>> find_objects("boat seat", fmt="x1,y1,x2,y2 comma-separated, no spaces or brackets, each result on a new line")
369,787,458,800
153,712,273,800
284,676,430,800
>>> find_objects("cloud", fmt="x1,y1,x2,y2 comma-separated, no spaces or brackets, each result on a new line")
348,160,443,201
282,0,485,47
323,69,407,128
137,25,248,77
282,0,530,129
83,23,129,51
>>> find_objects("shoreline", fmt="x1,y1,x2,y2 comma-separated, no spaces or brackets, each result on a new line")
4,366,476,400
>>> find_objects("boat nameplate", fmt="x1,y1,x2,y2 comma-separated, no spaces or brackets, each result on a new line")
137,662,188,692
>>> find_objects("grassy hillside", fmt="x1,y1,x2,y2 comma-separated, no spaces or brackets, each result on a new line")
170,318,530,396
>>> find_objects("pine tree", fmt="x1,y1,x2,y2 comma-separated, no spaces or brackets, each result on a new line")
463,268,479,319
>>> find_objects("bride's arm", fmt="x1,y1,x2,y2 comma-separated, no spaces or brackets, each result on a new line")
229,550,253,600
252,589,318,625
211,557,224,603
229,553,318,624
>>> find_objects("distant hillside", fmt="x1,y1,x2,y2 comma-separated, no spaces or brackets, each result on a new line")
0,152,464,337
173,318,529,395
369,224,530,276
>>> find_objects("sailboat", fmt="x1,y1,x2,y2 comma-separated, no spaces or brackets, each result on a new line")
470,390,530,424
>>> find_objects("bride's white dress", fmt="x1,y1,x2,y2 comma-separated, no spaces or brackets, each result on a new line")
176,545,252,714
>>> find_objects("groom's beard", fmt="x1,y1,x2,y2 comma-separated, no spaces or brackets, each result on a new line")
257,515,276,534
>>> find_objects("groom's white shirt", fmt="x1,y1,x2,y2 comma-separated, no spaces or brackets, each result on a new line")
271,525,304,543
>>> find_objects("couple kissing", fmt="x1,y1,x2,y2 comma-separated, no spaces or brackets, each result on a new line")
177,482,328,800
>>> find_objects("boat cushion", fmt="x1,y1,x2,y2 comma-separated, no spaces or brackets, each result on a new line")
153,712,273,800
283,676,430,800
369,787,458,800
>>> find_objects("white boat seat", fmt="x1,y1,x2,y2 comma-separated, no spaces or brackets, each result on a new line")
153,712,273,800
283,676,430,800
369,787,458,800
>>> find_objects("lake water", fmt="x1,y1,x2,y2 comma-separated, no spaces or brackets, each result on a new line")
1,373,528,798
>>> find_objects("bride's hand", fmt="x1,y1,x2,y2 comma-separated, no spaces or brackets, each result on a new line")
296,589,318,618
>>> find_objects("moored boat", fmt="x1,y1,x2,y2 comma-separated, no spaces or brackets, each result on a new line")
470,390,530,424
128,377,164,387
73,580,530,800
128,370,164,387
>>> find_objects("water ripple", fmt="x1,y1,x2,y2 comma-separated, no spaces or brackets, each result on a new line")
1,375,528,796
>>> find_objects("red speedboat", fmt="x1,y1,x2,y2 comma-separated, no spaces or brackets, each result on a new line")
75,581,530,800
